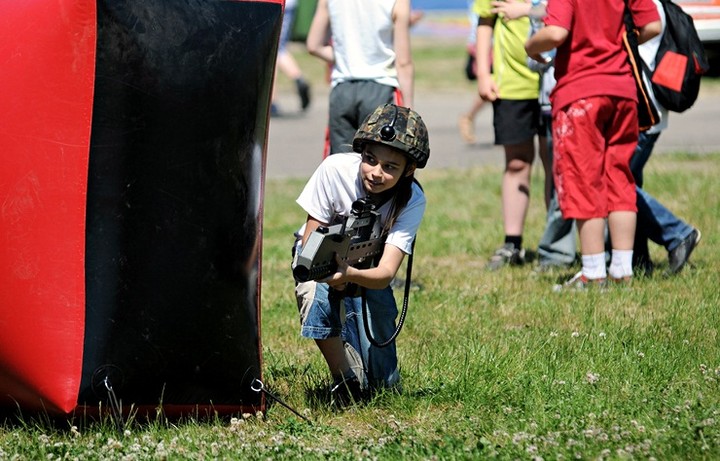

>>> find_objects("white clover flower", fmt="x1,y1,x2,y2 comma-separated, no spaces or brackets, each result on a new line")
586,372,600,384
572,331,580,338
599,332,607,338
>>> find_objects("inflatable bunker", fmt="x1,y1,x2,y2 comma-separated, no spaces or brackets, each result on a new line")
0,0,282,417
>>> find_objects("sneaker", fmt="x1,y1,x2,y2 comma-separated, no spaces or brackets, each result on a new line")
343,343,367,391
553,271,607,292
486,243,526,271
270,102,280,117
458,115,476,144
330,374,364,408
667,228,701,274
534,260,573,274
295,78,311,111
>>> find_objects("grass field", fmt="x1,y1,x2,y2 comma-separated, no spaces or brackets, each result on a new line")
2,153,718,459
2,41,720,460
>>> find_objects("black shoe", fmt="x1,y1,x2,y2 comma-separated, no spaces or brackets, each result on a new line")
668,228,701,274
270,102,280,117
486,243,526,271
295,78,311,111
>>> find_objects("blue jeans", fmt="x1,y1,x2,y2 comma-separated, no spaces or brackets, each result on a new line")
296,281,400,389
538,113,577,266
631,132,694,256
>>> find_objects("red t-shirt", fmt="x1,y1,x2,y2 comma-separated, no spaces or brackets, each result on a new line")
545,0,660,111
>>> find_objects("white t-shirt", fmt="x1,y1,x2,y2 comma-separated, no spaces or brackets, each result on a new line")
327,0,398,88
640,0,669,134
296,153,426,255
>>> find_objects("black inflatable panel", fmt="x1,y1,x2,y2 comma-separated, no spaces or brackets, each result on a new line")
80,0,280,412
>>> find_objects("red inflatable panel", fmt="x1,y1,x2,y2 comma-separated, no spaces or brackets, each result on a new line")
1,0,282,417
0,0,96,414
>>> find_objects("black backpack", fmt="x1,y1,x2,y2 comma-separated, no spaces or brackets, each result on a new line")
649,0,710,112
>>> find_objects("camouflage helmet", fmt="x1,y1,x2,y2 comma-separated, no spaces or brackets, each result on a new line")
352,103,430,168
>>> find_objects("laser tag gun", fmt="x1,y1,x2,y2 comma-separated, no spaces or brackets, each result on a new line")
292,197,385,283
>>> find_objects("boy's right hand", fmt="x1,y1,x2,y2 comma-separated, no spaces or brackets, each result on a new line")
477,75,499,101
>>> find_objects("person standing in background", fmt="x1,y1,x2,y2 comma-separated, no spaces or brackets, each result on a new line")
492,0,577,271
271,0,312,116
630,0,701,275
458,0,487,145
306,0,414,155
474,0,546,270
525,0,661,288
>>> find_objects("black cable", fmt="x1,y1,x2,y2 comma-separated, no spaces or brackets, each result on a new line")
362,239,414,348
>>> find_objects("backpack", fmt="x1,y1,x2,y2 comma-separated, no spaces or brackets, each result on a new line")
623,4,661,131
649,0,710,112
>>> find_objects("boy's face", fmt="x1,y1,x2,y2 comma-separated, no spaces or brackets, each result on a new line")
360,143,414,194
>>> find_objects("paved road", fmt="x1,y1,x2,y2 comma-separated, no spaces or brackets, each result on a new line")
266,86,720,180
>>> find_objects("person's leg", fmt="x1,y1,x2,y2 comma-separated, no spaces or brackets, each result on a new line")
343,287,400,390
272,5,310,112
502,140,534,237
296,281,350,380
635,187,694,251
629,131,660,270
538,192,577,267
487,99,539,269
605,98,639,280
458,96,485,144
635,187,700,275
629,131,660,189
328,83,362,154
553,98,611,285
357,81,396,124
537,113,577,267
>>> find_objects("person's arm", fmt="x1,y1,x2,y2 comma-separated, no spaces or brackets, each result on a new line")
323,243,406,290
306,0,334,64
300,215,327,247
393,0,415,108
490,0,532,20
525,25,567,62
637,20,661,44
476,17,497,101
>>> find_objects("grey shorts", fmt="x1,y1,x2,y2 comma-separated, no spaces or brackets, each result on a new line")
328,81,396,154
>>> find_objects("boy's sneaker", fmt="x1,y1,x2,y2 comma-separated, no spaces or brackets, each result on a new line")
343,343,367,391
486,243,526,271
668,228,701,274
553,271,607,292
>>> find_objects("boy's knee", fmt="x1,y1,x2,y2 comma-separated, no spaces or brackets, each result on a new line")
506,157,531,174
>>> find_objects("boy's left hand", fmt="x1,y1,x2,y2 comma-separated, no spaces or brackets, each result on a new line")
320,254,352,289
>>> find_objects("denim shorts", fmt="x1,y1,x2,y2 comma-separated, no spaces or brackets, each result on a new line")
295,280,400,388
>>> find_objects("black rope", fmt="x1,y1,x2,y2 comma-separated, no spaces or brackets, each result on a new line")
362,239,415,348
251,379,312,425
103,377,125,434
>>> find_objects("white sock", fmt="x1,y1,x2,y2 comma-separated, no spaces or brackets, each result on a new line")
609,249,633,279
582,253,607,280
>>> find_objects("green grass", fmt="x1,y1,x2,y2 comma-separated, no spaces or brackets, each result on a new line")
2,153,719,459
